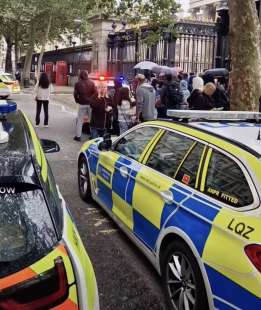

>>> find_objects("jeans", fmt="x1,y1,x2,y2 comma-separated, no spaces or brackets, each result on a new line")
90,127,106,139
76,105,91,137
36,100,49,125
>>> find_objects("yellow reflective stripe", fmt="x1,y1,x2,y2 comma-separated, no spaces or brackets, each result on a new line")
173,141,197,179
22,112,41,165
30,244,75,285
22,112,48,182
195,145,207,189
39,144,48,182
80,140,94,153
65,213,97,310
69,284,78,305
140,129,164,163
200,148,212,192
112,192,133,230
203,208,261,298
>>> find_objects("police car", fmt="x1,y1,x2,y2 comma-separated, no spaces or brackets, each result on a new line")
0,80,11,99
0,101,99,310
0,72,21,94
78,110,261,310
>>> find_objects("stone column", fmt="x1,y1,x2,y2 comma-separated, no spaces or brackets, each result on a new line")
88,15,116,73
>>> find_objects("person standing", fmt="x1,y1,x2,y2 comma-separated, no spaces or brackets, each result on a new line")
90,81,113,139
73,70,96,141
160,73,183,116
179,80,190,109
117,87,136,134
136,74,157,121
34,72,52,127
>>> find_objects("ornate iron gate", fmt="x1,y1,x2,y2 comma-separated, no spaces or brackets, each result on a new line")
107,20,217,79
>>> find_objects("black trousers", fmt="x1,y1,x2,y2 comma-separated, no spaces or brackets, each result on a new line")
36,100,49,125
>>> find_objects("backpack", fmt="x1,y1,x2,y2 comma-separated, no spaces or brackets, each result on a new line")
166,82,183,109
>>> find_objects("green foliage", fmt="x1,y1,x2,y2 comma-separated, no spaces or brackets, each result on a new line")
97,0,180,46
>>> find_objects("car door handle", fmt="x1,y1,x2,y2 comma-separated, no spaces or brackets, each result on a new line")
160,190,174,204
119,166,129,178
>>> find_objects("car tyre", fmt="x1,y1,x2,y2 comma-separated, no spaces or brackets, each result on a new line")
161,240,209,310
78,156,93,202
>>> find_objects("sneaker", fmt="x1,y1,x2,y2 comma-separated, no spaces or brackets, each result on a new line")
44,125,49,128
73,136,81,142
35,125,39,128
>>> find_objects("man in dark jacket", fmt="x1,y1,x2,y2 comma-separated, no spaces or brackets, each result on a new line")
73,70,96,141
160,74,183,117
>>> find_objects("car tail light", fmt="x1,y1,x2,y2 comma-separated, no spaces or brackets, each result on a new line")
245,244,261,273
99,76,105,81
0,257,69,309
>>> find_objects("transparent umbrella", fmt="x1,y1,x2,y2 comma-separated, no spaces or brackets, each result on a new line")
134,61,159,70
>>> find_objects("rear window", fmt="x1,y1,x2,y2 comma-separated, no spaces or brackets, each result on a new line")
0,188,57,278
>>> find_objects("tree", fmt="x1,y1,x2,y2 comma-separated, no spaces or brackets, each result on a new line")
98,0,179,45
229,0,261,111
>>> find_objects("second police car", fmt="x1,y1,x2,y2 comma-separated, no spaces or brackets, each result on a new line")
78,110,261,310
0,101,99,310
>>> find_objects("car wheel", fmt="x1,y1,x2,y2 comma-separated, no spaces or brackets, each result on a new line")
161,240,209,310
78,156,92,202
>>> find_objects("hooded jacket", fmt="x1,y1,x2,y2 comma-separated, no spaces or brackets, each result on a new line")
136,82,157,121
74,71,96,105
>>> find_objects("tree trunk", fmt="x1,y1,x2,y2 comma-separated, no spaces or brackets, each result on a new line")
22,22,35,87
22,45,34,82
229,0,261,111
14,22,19,68
5,36,13,73
36,15,52,81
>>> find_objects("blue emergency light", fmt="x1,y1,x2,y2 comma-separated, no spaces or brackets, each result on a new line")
0,101,17,114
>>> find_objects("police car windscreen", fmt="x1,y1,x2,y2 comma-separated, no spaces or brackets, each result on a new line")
0,187,57,278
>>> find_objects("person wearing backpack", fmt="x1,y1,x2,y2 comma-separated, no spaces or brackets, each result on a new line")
160,73,183,116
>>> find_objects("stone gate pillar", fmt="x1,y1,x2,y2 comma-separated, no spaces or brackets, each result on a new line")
88,15,115,73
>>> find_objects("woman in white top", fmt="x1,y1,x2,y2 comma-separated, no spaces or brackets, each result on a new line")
34,72,52,127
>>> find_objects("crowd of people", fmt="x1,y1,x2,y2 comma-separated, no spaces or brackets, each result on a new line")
33,69,230,141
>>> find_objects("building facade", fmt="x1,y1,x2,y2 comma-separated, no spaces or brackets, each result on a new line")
189,0,228,20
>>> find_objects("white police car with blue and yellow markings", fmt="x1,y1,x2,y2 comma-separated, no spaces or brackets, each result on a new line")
0,101,99,310
78,110,261,310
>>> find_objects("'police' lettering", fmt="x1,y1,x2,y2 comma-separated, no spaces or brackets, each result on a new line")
0,187,15,194
227,218,255,240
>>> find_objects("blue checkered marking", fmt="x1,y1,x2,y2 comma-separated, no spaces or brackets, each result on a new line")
97,179,113,210
98,164,111,183
182,197,218,221
112,156,139,205
160,185,187,228
133,209,160,251
206,264,261,310
86,145,99,174
213,298,236,310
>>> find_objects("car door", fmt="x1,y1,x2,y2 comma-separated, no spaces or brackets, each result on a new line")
132,129,207,251
96,126,161,229
199,147,261,308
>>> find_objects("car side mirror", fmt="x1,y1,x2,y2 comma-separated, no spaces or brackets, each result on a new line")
41,139,60,153
98,133,112,151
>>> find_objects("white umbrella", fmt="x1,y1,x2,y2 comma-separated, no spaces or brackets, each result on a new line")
134,61,158,70
160,66,172,75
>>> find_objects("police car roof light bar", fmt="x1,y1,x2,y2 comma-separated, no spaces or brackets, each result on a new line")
0,100,17,144
0,100,17,115
167,110,261,122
